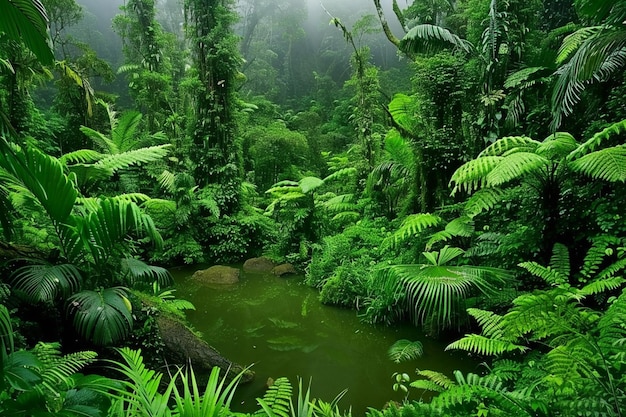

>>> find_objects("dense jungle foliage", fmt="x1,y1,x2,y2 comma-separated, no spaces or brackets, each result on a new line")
1,0,626,415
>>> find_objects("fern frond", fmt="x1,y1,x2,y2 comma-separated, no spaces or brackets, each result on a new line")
446,334,527,356
80,126,117,154
59,149,103,165
388,213,443,249
536,133,578,159
387,339,423,363
556,26,602,65
98,145,170,173
580,276,625,296
504,67,549,89
570,145,626,182
463,188,505,218
580,235,621,279
416,370,455,390
568,120,626,160
444,216,474,237
518,261,568,286
549,243,570,278
157,170,176,194
324,167,356,183
32,342,97,393
450,156,502,195
467,308,505,338
478,136,539,157
408,379,444,392
486,152,549,187
256,377,292,417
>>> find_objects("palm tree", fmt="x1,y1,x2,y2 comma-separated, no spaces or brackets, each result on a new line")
552,0,626,128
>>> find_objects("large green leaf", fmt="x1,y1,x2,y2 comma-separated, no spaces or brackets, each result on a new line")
68,288,133,346
0,143,77,223
0,0,54,64
400,24,473,55
570,145,626,182
388,339,424,363
11,262,82,302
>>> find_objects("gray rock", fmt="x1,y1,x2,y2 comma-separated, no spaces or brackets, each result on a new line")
271,263,297,277
192,265,240,284
243,257,275,273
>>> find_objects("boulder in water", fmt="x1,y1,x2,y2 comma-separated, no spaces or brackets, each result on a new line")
271,263,296,277
243,257,275,273
192,265,240,284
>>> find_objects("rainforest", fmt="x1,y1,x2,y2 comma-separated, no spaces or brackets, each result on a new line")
0,0,625,416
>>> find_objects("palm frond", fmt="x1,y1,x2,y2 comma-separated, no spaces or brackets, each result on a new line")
158,170,176,194
68,287,133,346
121,258,172,287
11,262,82,302
387,339,423,363
400,24,473,55
0,0,54,64
0,304,14,354
0,143,77,223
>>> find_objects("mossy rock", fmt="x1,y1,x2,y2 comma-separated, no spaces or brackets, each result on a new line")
243,257,275,273
271,263,296,277
192,265,240,284
156,315,254,383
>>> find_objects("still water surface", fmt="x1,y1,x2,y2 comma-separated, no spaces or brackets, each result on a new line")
172,266,477,415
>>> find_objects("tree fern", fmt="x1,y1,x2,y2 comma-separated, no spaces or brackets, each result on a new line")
387,339,423,363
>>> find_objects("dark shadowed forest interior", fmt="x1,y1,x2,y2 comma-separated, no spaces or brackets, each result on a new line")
1,0,626,416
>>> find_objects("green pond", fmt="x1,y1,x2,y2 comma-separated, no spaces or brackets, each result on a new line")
172,266,478,415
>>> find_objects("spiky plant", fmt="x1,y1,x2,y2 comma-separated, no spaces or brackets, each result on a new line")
376,245,510,330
